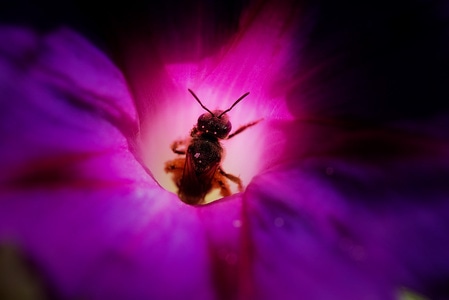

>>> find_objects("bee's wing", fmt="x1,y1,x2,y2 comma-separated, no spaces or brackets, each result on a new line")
179,151,218,205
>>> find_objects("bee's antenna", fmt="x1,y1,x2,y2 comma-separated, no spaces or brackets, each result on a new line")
218,92,250,118
188,89,215,116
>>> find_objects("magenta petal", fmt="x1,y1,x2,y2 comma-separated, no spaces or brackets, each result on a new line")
197,196,245,299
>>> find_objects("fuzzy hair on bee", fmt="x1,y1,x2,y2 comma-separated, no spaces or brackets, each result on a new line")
164,89,262,205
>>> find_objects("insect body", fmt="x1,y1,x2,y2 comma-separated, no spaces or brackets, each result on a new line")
165,89,262,205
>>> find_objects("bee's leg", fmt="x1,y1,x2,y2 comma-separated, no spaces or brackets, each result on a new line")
218,167,243,192
227,118,264,139
170,139,188,155
212,171,232,197
164,157,185,172
164,158,185,188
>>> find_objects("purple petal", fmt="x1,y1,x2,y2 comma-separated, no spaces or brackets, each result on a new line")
0,26,143,188
239,1,449,298
1,0,449,299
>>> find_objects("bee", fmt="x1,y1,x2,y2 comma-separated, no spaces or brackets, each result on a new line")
164,89,262,205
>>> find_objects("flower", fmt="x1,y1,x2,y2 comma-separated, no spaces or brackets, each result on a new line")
1,0,449,299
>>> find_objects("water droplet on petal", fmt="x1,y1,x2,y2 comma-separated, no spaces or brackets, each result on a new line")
274,217,284,227
232,219,242,228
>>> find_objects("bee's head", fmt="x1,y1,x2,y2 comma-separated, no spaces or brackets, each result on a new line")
197,111,231,139
188,89,249,139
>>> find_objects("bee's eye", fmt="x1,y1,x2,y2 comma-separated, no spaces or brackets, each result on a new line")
214,121,232,139
197,113,211,132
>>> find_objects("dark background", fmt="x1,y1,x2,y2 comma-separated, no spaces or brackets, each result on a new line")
2,0,448,124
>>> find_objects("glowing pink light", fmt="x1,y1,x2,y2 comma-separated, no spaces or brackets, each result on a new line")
135,2,299,202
